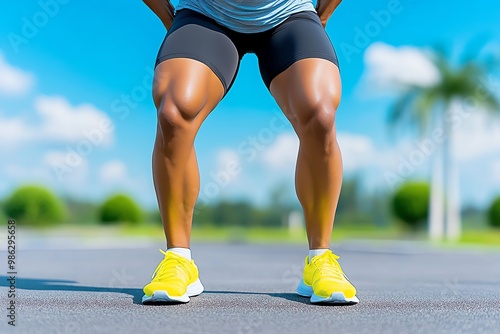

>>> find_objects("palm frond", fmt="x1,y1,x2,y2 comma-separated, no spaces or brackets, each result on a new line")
459,34,492,64
388,85,439,137
413,88,441,134
429,46,452,77
478,87,500,113
388,39,500,139
387,87,421,125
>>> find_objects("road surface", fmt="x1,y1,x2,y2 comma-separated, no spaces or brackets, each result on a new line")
1,239,499,333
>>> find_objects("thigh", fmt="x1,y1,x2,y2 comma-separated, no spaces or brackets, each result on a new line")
153,59,225,126
269,59,341,129
257,10,339,91
156,9,240,96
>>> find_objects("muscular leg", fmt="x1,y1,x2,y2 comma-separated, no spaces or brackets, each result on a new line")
270,58,342,250
152,58,224,249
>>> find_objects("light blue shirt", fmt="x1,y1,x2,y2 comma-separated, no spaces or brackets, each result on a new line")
177,0,316,33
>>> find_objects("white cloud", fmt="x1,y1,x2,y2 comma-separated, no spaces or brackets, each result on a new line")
43,150,89,185
454,111,500,162
260,132,377,173
43,150,68,166
0,52,34,95
363,42,440,92
36,95,114,144
0,95,114,150
4,163,49,180
338,133,377,171
491,160,500,183
261,133,299,172
216,149,241,171
0,113,35,148
0,150,90,195
99,160,127,183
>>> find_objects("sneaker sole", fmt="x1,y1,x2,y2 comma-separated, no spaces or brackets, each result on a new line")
296,279,359,305
311,292,359,305
142,278,204,304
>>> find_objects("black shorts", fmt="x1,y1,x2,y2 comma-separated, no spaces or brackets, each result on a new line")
155,9,339,94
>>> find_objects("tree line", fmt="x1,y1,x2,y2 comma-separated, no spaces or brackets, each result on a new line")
1,182,500,231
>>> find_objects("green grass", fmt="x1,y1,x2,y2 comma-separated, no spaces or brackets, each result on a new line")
459,230,500,246
14,222,500,248
119,224,406,243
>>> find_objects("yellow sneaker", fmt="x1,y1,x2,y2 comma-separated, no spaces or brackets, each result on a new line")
296,250,359,304
142,250,204,304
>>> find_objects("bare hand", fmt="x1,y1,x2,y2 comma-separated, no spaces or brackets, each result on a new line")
164,1,175,30
143,0,175,31
316,0,342,28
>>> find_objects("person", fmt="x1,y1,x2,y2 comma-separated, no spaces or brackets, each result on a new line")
141,0,358,305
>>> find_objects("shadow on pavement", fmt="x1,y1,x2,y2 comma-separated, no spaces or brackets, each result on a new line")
0,277,320,306
203,290,311,305
0,276,144,304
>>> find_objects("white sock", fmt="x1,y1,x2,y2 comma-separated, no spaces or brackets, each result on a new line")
308,249,329,262
167,247,192,260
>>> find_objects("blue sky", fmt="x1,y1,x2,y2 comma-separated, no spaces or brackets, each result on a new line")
1,0,499,210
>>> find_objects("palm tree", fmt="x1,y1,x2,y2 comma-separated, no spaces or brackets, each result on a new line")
389,44,499,241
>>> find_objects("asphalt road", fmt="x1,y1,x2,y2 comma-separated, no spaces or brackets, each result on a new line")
1,239,499,334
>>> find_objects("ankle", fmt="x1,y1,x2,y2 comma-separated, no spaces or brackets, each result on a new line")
166,247,192,260
308,248,329,262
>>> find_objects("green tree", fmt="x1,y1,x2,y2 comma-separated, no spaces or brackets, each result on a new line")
193,202,214,226
4,185,65,226
0,200,8,225
212,201,255,227
390,44,499,240
253,207,283,227
63,197,99,224
487,196,500,229
146,209,162,225
392,182,430,230
337,178,360,214
99,194,142,224
265,182,297,227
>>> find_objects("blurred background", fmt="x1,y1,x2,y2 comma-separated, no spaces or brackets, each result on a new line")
1,0,499,246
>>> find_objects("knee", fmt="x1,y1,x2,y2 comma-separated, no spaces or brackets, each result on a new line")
295,100,339,139
155,83,207,134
